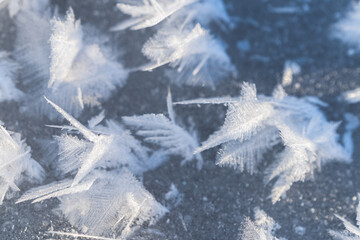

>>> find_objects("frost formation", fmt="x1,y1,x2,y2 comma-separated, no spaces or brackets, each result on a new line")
15,8,127,118
176,82,351,203
330,194,360,240
16,99,167,238
0,124,44,204
240,208,286,240
112,0,234,88
123,89,203,170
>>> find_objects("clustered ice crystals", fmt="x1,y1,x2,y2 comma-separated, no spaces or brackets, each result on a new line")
0,0,359,239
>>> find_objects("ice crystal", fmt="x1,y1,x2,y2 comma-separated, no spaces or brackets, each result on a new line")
110,0,196,31
166,0,233,30
44,97,150,184
17,100,167,238
176,82,351,203
123,89,203,170
240,208,285,240
0,124,44,204
329,194,360,240
111,0,232,31
112,0,234,88
15,8,127,118
281,61,300,86
343,88,360,104
18,170,167,238
141,24,233,88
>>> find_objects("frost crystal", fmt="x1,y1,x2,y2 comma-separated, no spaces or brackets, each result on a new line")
167,0,233,30
17,100,167,238
281,61,300,86
110,0,196,31
343,88,360,104
111,0,232,31
44,97,150,184
329,194,360,240
0,124,44,204
15,8,127,118
123,89,203,170
141,24,234,88
0,52,23,102
112,0,234,88
240,208,285,240
18,170,167,238
58,171,167,238
47,9,127,116
176,82,351,203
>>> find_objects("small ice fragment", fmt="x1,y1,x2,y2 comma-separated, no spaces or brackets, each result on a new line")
282,61,301,86
343,88,360,104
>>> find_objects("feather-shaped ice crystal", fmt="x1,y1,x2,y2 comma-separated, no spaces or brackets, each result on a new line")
0,124,44,204
176,83,351,203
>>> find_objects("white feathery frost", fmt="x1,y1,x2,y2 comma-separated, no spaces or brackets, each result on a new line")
240,207,286,240
123,89,203,170
329,194,360,240
17,100,167,238
18,170,167,238
165,0,233,30
0,124,44,204
14,9,52,89
141,24,234,88
112,0,234,88
44,97,150,185
0,52,23,102
110,0,197,31
111,0,232,31
15,8,128,118
48,8,83,89
176,82,351,203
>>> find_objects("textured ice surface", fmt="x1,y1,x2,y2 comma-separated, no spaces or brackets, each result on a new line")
1,0,360,240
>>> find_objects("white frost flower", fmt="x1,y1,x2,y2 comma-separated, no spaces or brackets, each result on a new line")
176,83,351,203
141,24,234,88
44,97,150,185
111,0,196,31
111,0,232,31
329,194,360,240
18,170,167,238
15,8,128,118
0,124,44,204
123,89,203,170
240,208,286,240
